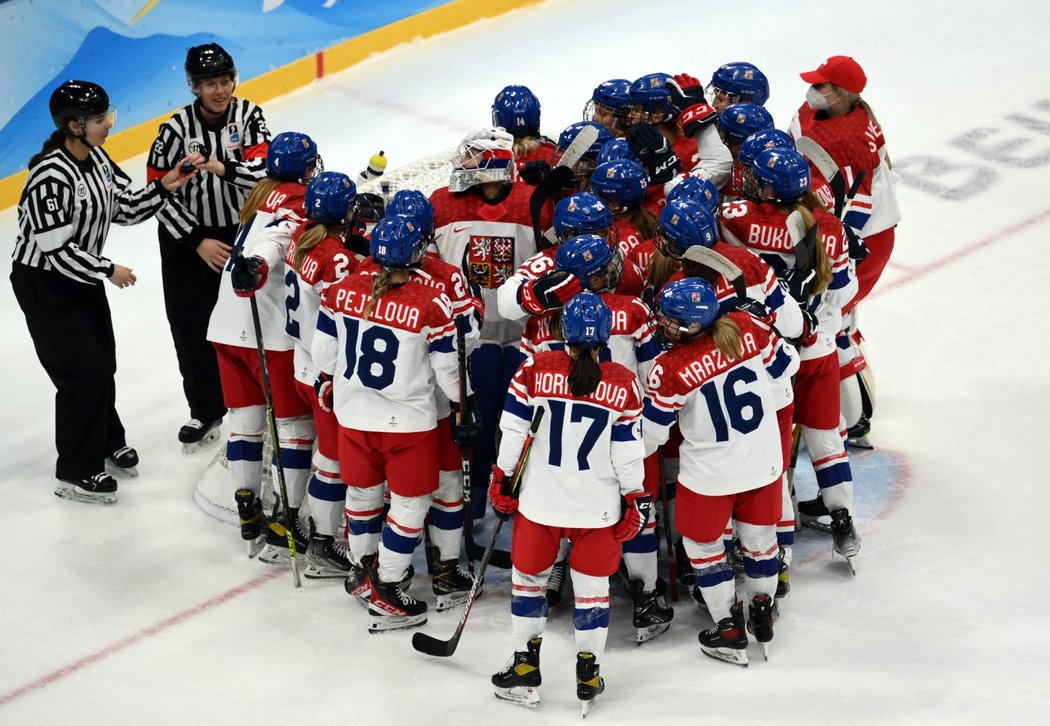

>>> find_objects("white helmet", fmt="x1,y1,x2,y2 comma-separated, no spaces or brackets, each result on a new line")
449,127,516,192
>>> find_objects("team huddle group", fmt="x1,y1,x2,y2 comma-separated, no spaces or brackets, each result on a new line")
14,42,899,713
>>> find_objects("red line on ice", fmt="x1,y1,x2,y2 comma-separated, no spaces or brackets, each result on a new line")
871,207,1050,299
0,568,285,709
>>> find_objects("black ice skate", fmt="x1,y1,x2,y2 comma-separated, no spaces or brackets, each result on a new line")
845,416,874,449
776,549,791,600
747,594,775,661
830,508,860,575
305,532,352,579
345,553,377,607
431,558,477,612
674,539,696,586
54,472,117,505
699,601,749,667
179,417,221,454
576,651,605,718
258,508,310,565
491,637,542,708
798,496,831,531
546,558,568,608
368,571,427,633
234,489,267,557
631,579,674,644
106,446,139,477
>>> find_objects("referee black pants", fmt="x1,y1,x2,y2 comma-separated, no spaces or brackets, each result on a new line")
11,264,127,481
159,225,232,427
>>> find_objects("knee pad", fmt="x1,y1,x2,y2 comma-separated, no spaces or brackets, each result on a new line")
228,405,266,438
275,414,315,444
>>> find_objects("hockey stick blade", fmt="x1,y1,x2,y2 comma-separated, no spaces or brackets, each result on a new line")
529,124,600,249
467,540,511,569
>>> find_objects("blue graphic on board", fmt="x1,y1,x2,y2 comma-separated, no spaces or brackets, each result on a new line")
0,0,447,178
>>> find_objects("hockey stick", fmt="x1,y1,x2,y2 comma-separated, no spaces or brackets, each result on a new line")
787,424,802,530
412,406,546,658
656,448,678,602
454,315,476,574
681,245,746,298
247,283,302,588
529,124,600,250
795,136,846,217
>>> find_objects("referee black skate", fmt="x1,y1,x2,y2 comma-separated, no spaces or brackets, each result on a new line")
11,80,200,504
147,43,272,453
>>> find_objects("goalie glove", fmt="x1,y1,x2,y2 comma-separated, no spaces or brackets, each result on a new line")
231,255,269,297
679,103,719,139
517,269,582,316
612,491,653,542
626,123,681,185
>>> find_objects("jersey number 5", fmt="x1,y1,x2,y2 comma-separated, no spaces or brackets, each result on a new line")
547,400,609,471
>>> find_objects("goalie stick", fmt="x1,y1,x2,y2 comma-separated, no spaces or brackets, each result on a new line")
247,281,301,588
529,124,601,250
412,406,545,658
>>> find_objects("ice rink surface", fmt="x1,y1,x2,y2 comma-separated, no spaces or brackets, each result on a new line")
2,0,1049,723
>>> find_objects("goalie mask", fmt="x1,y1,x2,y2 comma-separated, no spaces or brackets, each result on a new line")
449,128,517,192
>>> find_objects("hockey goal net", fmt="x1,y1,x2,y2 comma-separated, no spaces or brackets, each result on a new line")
193,150,455,525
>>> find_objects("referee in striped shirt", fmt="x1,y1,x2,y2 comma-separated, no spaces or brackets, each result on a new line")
147,43,271,451
11,80,200,504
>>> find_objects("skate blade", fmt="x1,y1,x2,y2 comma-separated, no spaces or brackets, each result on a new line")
801,517,832,533
846,435,874,450
582,699,592,719
701,646,749,668
181,430,220,455
54,483,117,505
839,553,858,575
246,536,267,559
434,589,477,612
759,642,770,661
106,461,138,478
367,613,427,633
635,622,671,645
303,564,351,580
493,686,540,708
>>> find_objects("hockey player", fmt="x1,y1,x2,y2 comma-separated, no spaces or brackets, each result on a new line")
489,292,648,713
554,121,613,192
589,157,655,296
430,128,550,514
736,129,837,212
214,133,322,563
706,62,771,113
491,85,558,185
313,214,466,632
583,78,632,137
148,43,271,451
13,80,200,504
642,278,798,666
354,190,481,609
655,198,810,598
791,55,901,446
622,72,733,196
717,103,775,200
721,148,861,572
283,171,367,578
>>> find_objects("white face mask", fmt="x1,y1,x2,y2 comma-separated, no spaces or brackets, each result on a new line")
806,86,830,111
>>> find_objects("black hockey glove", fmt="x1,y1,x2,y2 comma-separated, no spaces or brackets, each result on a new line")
231,254,268,297
450,394,480,446
520,159,553,186
780,267,816,305
845,225,870,264
627,123,681,185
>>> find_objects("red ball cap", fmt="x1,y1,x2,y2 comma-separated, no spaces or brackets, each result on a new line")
800,55,867,94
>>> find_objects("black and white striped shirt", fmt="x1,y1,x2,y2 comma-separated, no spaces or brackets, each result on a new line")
148,98,270,245
13,146,169,285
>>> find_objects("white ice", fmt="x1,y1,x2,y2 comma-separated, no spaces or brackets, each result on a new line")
2,0,1049,723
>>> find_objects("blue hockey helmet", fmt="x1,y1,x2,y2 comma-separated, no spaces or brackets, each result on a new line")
738,129,796,171
666,176,721,218
557,121,614,181
708,62,770,108
747,148,811,203
305,171,356,224
561,291,613,349
652,277,720,347
717,103,775,146
553,192,613,242
653,199,718,259
589,159,648,211
369,213,427,269
555,233,624,292
492,85,542,139
627,73,677,124
386,189,435,238
266,131,321,183
584,78,631,134
596,138,638,166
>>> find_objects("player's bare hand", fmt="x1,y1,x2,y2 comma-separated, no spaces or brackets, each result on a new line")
107,264,137,289
197,238,232,273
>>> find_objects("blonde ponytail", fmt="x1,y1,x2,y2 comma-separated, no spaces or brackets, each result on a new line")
363,267,393,320
239,177,282,226
708,316,743,361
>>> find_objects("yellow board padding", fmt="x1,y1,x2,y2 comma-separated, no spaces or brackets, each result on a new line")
1,0,542,211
